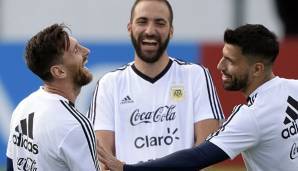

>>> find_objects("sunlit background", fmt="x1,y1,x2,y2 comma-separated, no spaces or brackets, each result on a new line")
1,0,297,170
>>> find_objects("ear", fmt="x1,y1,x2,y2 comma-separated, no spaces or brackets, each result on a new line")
127,22,132,35
169,26,174,39
50,65,66,79
253,62,265,77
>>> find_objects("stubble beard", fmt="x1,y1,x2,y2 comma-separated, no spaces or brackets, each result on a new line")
131,32,170,64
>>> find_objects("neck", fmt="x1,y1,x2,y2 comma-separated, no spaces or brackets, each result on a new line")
43,81,80,104
134,54,170,78
243,72,275,98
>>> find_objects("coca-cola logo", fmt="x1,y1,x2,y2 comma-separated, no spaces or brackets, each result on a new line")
130,105,176,126
290,142,298,160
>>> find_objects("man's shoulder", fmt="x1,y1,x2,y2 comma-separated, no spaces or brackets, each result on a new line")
42,100,91,130
100,63,132,82
280,77,298,87
170,58,209,77
171,57,208,70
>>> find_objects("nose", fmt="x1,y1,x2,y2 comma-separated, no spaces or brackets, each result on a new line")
81,46,90,57
144,23,156,36
217,57,224,71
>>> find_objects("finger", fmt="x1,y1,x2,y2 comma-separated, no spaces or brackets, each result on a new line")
104,164,109,170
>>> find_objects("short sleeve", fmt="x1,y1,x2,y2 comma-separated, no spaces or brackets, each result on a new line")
90,76,115,131
209,105,260,159
6,131,13,159
59,126,99,171
6,111,16,159
194,66,224,122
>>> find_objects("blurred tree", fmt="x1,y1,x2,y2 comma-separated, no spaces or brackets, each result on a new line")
275,0,298,37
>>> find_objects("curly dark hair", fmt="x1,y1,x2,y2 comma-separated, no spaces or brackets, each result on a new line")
25,23,70,81
224,24,279,64
130,0,173,27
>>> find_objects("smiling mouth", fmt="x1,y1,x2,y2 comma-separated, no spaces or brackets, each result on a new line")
141,39,159,52
82,58,89,69
83,59,88,65
221,73,232,82
142,39,158,46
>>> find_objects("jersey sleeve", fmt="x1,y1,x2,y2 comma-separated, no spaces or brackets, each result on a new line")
123,141,229,171
208,105,260,159
194,66,224,122
6,133,13,159
59,125,99,171
6,110,17,159
89,75,115,131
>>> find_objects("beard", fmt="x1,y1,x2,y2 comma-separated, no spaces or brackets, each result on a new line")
223,73,249,91
131,32,170,63
73,67,93,87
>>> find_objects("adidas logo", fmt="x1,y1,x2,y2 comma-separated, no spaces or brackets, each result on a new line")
281,96,298,139
247,94,257,107
120,95,134,104
12,112,39,154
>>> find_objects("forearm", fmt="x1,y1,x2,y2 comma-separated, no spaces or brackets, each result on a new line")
124,141,229,171
96,130,115,171
6,157,13,171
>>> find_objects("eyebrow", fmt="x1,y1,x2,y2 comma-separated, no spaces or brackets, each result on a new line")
135,17,147,21
135,17,167,22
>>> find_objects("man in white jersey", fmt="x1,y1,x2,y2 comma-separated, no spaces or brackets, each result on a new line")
6,24,99,171
97,24,298,171
89,0,224,169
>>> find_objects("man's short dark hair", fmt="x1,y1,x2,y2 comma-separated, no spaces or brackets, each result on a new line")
224,24,279,64
25,23,70,81
130,0,173,27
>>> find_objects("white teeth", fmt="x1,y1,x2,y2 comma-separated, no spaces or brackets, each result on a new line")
143,40,157,43
83,60,88,65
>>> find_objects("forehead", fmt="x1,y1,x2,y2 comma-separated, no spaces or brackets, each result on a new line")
223,44,243,59
68,36,78,49
133,1,170,21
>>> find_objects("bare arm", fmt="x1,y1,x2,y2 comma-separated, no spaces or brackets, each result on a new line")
194,119,220,145
96,130,115,171
194,119,220,171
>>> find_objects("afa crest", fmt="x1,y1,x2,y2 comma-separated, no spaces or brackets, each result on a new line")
170,86,184,102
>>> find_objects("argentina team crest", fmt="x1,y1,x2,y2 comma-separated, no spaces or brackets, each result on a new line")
170,85,184,102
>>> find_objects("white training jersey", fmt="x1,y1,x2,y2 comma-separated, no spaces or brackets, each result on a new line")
89,57,224,164
6,87,99,171
209,77,298,171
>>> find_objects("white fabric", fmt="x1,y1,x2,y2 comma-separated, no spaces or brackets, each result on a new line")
6,87,99,171
90,57,224,164
210,77,298,171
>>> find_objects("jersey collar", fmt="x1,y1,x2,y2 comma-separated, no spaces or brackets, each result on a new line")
247,76,280,105
38,86,74,106
131,59,173,84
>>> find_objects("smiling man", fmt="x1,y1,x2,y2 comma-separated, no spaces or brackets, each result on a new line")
88,0,224,170
97,24,298,171
6,24,99,171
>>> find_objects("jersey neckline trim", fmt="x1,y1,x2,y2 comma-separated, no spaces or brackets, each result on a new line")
131,59,173,84
248,76,280,102
38,87,74,107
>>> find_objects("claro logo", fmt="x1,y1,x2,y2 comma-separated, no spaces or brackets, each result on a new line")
134,128,179,149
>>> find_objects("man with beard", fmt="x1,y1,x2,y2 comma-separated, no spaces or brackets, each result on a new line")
97,24,298,171
89,0,224,170
6,24,99,171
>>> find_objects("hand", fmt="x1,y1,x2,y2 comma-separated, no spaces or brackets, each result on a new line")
97,142,124,171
